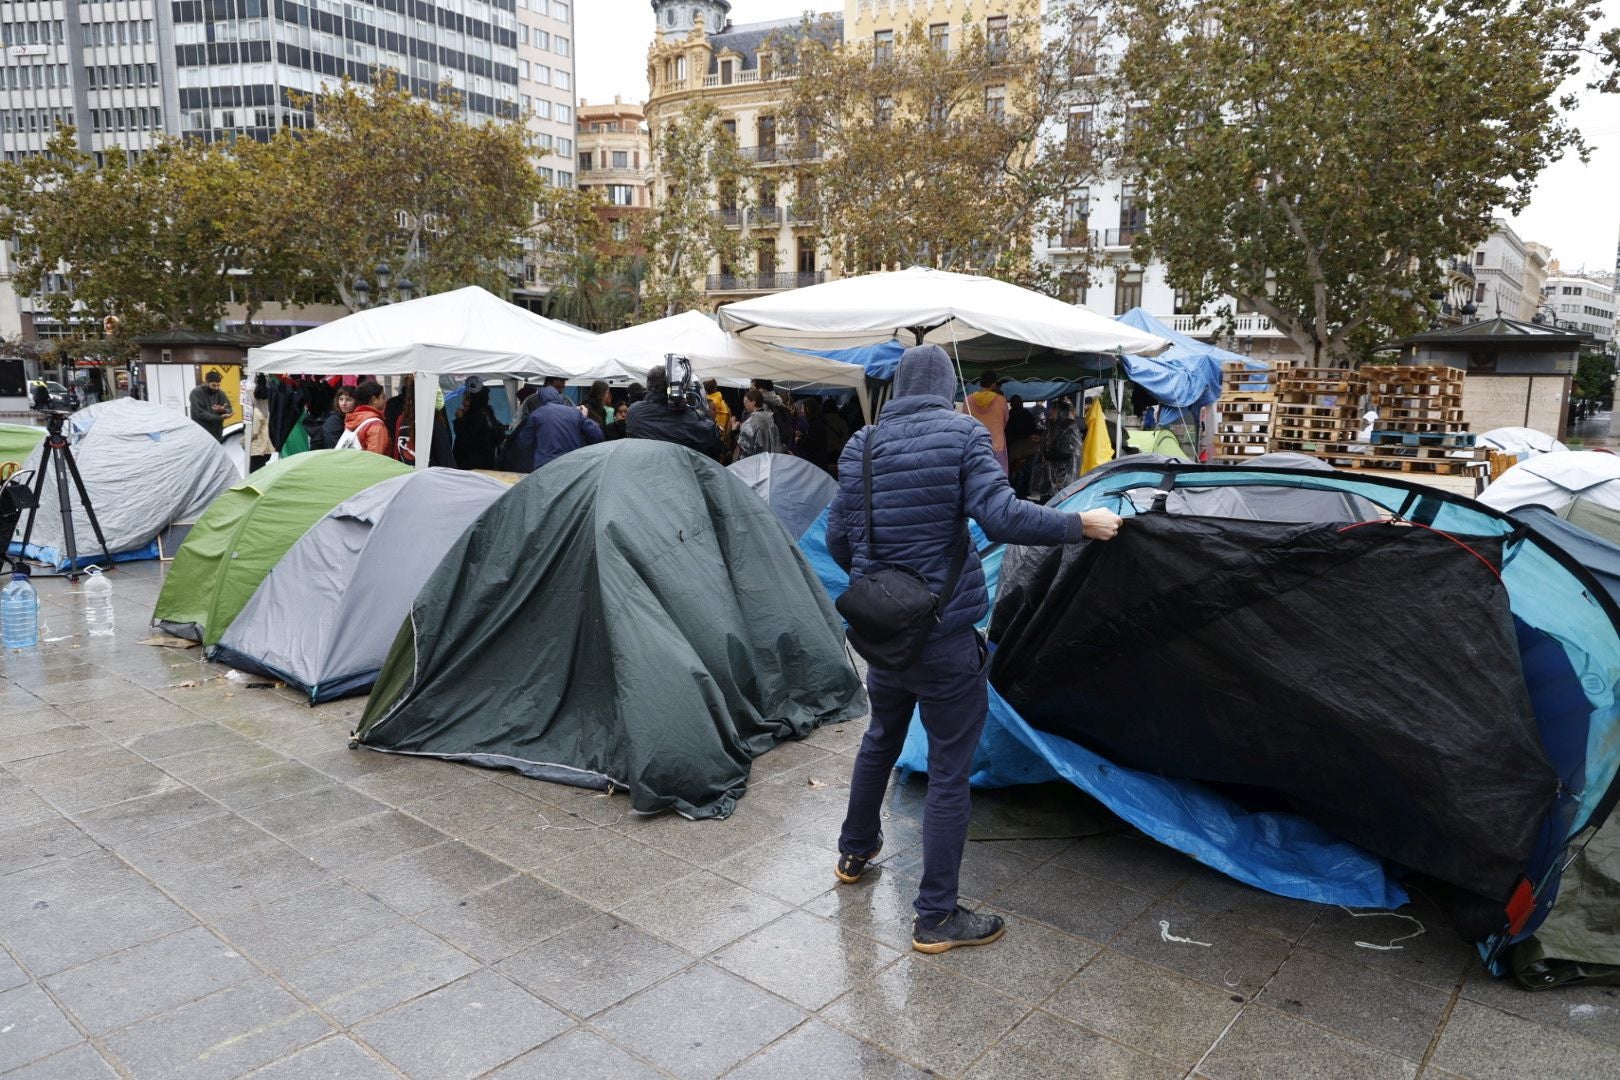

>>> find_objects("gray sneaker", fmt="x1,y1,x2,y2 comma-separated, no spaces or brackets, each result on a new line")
911,906,1006,954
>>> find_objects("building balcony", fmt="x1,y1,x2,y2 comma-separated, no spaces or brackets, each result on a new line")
734,143,820,165
1048,229,1098,251
1449,257,1476,280
713,208,742,226
1102,226,1145,247
752,206,782,224
1167,313,1283,337
707,271,827,293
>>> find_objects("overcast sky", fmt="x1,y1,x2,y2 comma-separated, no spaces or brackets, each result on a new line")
577,0,1620,275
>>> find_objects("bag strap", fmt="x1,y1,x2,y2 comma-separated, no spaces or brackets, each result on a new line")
860,429,970,606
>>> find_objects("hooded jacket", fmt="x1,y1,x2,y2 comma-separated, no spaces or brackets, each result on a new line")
735,406,783,459
525,386,603,470
827,345,1083,638
344,404,393,456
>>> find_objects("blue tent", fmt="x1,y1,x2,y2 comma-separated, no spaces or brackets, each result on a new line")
800,460,1620,971
1115,308,1250,408
798,340,908,381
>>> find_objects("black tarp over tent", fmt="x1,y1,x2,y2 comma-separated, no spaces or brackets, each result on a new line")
985,460,1620,968
355,440,867,819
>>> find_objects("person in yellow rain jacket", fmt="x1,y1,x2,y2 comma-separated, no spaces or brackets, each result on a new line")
1081,394,1114,473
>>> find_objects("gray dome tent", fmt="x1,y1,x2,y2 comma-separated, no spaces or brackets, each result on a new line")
727,452,838,538
356,441,866,819
211,469,508,702
10,398,238,568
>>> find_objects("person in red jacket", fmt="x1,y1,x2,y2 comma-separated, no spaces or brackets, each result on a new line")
344,381,394,456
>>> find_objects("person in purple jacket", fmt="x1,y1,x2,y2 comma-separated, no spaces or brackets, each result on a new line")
827,344,1123,954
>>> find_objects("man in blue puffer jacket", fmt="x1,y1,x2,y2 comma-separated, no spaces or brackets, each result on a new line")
525,385,603,471
827,344,1122,953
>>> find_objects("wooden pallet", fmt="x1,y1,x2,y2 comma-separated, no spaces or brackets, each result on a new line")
1370,430,1477,448
1276,448,1476,476
1275,439,1483,462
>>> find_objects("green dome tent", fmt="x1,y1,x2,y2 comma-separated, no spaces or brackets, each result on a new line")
0,422,43,471
152,450,410,645
356,440,866,820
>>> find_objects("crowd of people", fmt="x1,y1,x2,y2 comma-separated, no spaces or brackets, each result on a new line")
235,368,1085,504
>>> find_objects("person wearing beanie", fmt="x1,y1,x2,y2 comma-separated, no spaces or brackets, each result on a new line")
826,343,1122,954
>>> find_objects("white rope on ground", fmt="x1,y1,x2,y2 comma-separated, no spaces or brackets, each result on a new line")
1159,919,1213,947
1338,906,1427,951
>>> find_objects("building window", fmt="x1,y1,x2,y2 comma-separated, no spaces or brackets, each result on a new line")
758,239,777,275
1060,188,1089,245
797,237,817,274
1475,251,1486,266
720,59,734,84
873,30,894,65
1072,16,1099,75
578,151,592,171
612,150,628,168
875,96,894,128
987,15,1010,57
985,85,1006,122
1120,181,1147,237
667,8,676,26
757,114,775,148
607,185,634,206
929,23,949,53
1067,107,1094,148
1115,269,1143,313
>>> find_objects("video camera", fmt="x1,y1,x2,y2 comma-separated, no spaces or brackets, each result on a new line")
663,353,707,415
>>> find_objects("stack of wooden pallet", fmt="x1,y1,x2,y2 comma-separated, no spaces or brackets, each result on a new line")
1268,367,1367,459
1354,365,1484,477
1211,361,1281,463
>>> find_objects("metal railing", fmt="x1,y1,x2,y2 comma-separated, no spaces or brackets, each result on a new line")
1166,313,1280,336
713,208,741,226
1449,256,1477,280
706,271,827,292
1047,229,1097,250
751,206,782,224
733,143,819,164
1102,225,1144,247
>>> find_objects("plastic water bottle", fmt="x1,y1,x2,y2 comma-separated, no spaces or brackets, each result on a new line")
2,571,39,649
83,567,114,638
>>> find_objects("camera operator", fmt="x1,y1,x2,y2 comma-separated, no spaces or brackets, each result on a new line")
626,363,725,463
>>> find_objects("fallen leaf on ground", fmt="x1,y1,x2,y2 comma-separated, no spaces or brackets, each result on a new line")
175,680,201,689
140,634,199,650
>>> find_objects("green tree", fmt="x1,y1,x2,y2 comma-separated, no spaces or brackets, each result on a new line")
1574,348,1615,405
777,3,1105,288
644,101,756,317
273,73,543,309
0,128,273,337
529,183,647,330
1111,0,1619,364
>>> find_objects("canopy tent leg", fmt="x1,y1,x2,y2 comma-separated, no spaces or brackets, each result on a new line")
241,372,255,477
413,371,433,470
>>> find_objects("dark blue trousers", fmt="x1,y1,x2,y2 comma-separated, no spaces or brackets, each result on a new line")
839,627,989,924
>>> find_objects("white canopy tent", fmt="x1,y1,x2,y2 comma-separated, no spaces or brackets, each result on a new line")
716,266,1172,360
246,286,620,469
1479,450,1620,541
597,310,872,420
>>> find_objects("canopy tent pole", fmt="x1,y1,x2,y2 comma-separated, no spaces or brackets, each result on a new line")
241,363,257,477
413,370,433,470
1113,369,1125,459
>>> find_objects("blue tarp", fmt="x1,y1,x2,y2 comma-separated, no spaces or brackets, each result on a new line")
1115,308,1250,409
800,340,908,381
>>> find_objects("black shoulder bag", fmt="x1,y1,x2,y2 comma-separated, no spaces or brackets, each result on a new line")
835,431,968,671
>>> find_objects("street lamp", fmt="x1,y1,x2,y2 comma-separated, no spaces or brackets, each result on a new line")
351,262,417,308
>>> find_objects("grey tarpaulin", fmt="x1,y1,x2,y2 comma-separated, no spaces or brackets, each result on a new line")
211,469,507,702
356,440,867,819
10,398,239,568
727,452,838,539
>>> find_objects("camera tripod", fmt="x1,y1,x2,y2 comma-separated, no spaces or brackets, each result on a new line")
12,413,112,582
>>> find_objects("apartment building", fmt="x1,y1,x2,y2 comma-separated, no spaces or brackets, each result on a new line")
1543,268,1617,353
576,98,651,250
644,0,1025,306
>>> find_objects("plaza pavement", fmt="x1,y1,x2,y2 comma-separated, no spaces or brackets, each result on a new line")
1,559,1617,1080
